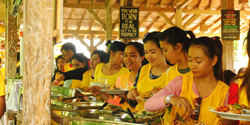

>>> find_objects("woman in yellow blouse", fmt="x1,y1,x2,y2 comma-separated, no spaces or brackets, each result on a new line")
52,53,89,88
52,55,66,86
0,71,5,118
90,42,145,112
145,37,229,125
94,40,129,86
81,50,109,88
127,32,171,112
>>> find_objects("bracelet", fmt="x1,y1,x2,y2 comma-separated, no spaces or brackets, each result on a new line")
165,94,174,104
53,80,59,85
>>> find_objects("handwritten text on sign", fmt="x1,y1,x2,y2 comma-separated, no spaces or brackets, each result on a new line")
120,7,139,38
221,10,240,40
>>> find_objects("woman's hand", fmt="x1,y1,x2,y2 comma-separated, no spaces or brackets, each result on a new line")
218,116,237,125
86,86,102,96
127,88,139,100
117,92,128,102
169,96,193,116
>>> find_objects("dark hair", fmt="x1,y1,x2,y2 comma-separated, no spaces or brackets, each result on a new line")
61,42,76,53
91,50,109,63
105,40,126,56
223,70,236,86
70,53,89,69
54,55,65,73
237,67,246,75
143,31,173,66
17,52,20,61
190,36,223,81
126,42,148,66
159,26,196,53
142,31,161,49
126,42,145,57
233,29,250,103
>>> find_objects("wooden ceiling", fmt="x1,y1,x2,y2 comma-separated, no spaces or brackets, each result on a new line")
63,0,250,40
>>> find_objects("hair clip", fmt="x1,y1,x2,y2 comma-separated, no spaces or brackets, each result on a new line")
108,43,111,47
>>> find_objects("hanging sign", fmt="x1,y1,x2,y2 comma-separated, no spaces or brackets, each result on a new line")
221,10,240,40
119,7,139,39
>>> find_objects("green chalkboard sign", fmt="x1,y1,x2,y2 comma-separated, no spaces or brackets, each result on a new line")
221,10,240,40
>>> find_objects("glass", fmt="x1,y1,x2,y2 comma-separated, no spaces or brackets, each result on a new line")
120,78,129,90
99,78,108,88
192,97,202,120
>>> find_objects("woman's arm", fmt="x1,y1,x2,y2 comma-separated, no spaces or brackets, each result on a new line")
144,76,184,112
63,68,88,80
0,96,5,119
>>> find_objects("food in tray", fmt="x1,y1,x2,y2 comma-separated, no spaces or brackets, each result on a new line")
137,109,166,116
215,103,249,114
140,87,162,99
171,113,206,125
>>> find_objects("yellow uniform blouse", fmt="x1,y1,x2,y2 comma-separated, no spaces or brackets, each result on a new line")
55,72,64,85
168,75,229,125
94,63,129,86
238,79,250,125
165,63,193,84
136,64,168,112
81,69,94,88
164,63,193,123
0,72,5,96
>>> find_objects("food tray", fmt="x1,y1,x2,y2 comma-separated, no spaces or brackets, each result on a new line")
210,109,250,121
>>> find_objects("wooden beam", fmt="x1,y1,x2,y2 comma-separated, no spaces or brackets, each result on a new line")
63,3,250,16
177,0,191,9
159,0,164,7
77,10,87,30
157,12,175,26
195,33,221,37
211,25,221,33
171,0,178,7
175,9,183,28
182,14,201,29
107,0,117,6
132,0,136,6
182,9,220,15
112,17,119,31
144,16,160,33
145,0,150,7
73,33,90,50
66,9,75,30
89,10,101,30
86,9,106,30
94,37,105,48
198,0,204,9
140,12,152,27
240,15,249,26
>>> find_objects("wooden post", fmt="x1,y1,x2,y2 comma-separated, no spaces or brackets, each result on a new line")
105,0,113,52
120,0,133,44
221,0,234,71
5,0,18,79
22,0,53,124
175,9,182,29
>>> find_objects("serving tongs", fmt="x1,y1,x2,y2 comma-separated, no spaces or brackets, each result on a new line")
93,102,109,114
127,108,137,123
112,109,127,115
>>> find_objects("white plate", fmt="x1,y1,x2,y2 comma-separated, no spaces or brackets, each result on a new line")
209,109,250,121
100,89,129,95
136,96,148,101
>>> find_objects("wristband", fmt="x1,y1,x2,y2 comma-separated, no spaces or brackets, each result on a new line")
165,94,174,104
53,80,59,85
